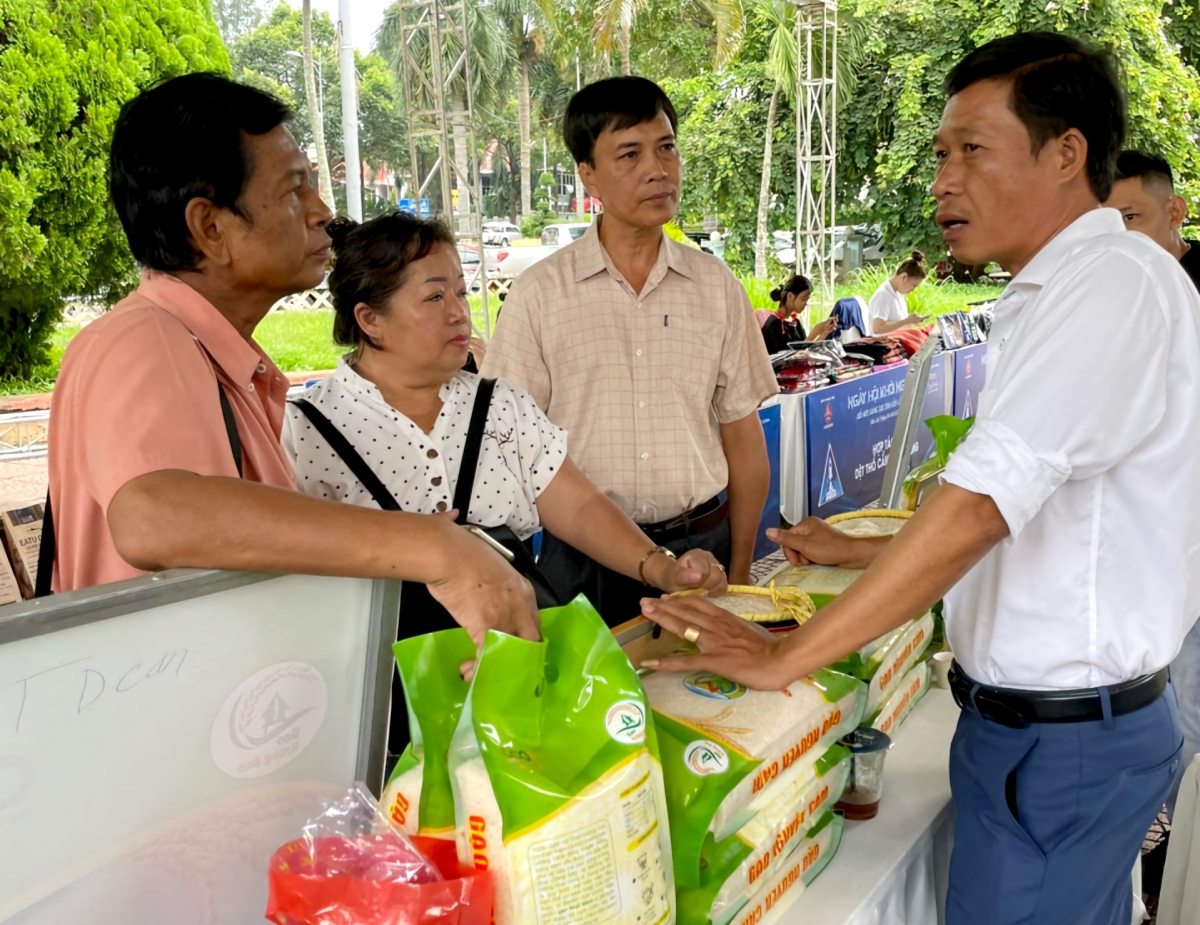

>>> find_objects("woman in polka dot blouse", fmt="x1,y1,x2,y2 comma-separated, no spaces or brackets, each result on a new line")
282,212,727,632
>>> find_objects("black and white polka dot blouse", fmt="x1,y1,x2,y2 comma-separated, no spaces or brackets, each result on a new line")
280,361,569,540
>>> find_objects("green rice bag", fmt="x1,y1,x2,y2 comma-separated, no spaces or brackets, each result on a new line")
449,596,675,925
831,610,935,723
722,811,845,925
678,745,850,925
873,661,931,738
380,628,476,839
643,667,864,888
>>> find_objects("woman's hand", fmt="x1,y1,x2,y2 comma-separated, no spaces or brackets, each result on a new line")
638,596,797,690
809,317,838,341
644,548,728,595
902,311,928,327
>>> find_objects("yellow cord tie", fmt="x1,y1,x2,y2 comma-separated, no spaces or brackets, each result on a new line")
672,582,816,625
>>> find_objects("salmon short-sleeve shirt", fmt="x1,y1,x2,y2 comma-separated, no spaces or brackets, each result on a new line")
48,272,296,592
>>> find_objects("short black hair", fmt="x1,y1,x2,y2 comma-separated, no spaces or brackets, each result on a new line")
110,73,292,271
326,212,457,350
563,77,678,165
944,32,1126,202
770,274,811,303
1114,150,1176,191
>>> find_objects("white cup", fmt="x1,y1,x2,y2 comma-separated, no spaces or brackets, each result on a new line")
932,651,954,690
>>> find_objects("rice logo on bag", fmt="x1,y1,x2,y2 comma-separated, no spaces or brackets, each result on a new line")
643,666,865,888
381,628,477,839
676,746,851,925
449,596,675,925
873,662,931,737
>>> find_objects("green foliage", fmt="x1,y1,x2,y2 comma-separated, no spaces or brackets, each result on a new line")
230,5,409,186
839,0,1200,255
210,0,264,44
520,211,557,238
0,0,228,380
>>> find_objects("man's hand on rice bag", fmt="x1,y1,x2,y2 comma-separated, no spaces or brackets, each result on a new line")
427,527,540,645
643,547,729,595
637,596,798,690
767,518,890,569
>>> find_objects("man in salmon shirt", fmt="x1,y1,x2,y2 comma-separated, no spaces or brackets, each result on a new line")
45,73,537,645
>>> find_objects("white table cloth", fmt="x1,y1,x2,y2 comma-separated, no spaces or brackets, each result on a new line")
781,690,959,925
777,392,807,525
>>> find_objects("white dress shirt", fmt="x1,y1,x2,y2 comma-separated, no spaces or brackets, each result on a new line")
867,280,908,335
942,208,1200,690
282,361,568,540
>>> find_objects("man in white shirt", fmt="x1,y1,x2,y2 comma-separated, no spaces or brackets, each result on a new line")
636,32,1197,924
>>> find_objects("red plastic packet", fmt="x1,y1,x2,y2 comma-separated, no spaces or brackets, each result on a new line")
266,836,492,925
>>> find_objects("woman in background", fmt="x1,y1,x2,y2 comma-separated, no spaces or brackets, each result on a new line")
866,251,929,336
761,274,837,353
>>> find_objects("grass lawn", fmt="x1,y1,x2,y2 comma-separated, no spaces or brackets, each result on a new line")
1,276,998,397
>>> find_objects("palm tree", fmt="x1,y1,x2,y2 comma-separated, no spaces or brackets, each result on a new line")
751,2,865,278
595,0,745,75
302,0,334,209
494,0,556,219
752,0,796,279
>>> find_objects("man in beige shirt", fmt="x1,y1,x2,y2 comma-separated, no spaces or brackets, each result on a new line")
483,76,777,626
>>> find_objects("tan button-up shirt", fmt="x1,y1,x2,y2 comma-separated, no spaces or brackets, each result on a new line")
482,221,777,523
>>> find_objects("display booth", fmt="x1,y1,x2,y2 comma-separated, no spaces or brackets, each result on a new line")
0,570,399,924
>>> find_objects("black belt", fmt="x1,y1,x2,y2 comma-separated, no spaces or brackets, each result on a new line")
639,496,729,545
948,662,1169,728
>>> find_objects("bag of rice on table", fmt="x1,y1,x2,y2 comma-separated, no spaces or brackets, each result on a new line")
872,661,931,738
677,745,850,925
381,628,477,839
726,811,844,925
830,610,935,723
450,596,675,925
642,666,864,887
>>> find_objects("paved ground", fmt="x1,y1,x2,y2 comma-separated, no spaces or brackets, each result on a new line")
0,457,47,505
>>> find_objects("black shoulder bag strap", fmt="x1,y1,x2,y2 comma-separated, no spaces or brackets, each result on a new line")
289,399,401,512
451,377,497,522
34,381,242,598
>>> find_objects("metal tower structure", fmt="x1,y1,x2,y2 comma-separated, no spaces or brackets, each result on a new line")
394,0,492,334
792,0,838,329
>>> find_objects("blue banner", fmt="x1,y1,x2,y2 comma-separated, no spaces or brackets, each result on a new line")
755,403,783,560
909,353,950,469
952,344,989,418
805,366,908,518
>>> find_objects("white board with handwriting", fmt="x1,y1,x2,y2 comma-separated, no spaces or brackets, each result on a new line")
0,572,394,924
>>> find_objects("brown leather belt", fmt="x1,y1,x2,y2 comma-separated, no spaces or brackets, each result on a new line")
639,496,729,545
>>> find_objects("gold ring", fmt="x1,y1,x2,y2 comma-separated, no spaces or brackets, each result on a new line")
684,626,701,643
715,563,726,572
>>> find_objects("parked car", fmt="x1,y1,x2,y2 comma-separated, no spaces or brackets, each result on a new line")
490,222,591,281
483,221,521,247
457,244,490,292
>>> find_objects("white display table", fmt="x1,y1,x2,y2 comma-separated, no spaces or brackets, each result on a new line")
782,689,959,925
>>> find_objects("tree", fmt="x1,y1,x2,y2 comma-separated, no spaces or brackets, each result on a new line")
211,0,264,43
232,6,409,208
838,0,1200,256
302,0,334,208
750,0,797,278
0,0,229,380
594,0,746,75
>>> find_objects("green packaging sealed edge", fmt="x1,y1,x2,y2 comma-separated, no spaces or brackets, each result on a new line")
677,745,851,925
651,666,865,889
449,595,676,925
380,627,476,836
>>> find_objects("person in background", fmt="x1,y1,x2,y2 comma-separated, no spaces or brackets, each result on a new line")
1105,149,1200,289
639,32,1197,924
1106,147,1200,898
46,73,538,644
866,250,929,335
483,76,777,625
760,274,838,353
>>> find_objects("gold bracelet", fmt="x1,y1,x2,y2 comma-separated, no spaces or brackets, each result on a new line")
638,545,677,585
